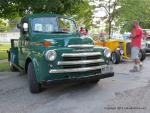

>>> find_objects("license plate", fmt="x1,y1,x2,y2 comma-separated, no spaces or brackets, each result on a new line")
101,65,113,74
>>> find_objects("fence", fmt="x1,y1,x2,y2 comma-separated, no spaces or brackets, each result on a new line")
0,32,20,43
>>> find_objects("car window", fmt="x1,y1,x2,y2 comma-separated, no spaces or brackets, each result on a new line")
58,18,77,33
32,17,58,33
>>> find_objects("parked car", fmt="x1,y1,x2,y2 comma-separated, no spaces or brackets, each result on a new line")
8,14,114,93
143,29,150,52
95,38,146,64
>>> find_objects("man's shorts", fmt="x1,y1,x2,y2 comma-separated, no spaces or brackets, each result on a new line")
131,46,140,60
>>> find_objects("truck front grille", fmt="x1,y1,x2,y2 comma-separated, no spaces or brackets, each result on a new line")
63,57,81,61
51,52,105,73
86,55,100,60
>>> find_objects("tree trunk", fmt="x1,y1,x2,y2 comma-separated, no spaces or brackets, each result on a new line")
108,20,111,39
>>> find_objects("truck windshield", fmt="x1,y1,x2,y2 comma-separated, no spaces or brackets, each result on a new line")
31,17,77,34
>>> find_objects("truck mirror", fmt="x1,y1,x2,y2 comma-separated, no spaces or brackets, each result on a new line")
23,23,28,32
17,24,21,29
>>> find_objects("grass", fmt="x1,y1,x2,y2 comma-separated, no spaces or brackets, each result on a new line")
0,43,10,51
0,51,8,60
0,62,10,72
0,43,11,72
0,43,10,60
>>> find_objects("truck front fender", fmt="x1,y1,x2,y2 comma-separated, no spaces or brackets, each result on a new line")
25,54,41,82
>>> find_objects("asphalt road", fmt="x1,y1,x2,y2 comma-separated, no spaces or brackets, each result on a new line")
0,56,150,113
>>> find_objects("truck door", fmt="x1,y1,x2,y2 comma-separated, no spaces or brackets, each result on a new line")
18,22,29,68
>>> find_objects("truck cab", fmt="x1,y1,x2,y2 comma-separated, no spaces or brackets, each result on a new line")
8,14,114,93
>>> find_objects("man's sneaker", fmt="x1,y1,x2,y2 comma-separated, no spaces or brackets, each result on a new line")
129,66,139,72
139,64,144,71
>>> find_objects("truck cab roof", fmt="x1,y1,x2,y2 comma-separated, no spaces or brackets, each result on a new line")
21,13,72,22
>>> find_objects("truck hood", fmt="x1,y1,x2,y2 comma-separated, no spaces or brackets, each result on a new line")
31,34,94,48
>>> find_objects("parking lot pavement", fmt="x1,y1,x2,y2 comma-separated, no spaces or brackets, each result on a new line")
0,56,150,113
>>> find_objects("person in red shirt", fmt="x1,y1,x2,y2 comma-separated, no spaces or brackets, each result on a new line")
84,28,89,36
79,27,85,35
130,21,143,72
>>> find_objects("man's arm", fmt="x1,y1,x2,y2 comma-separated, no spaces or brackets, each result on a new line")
130,29,142,39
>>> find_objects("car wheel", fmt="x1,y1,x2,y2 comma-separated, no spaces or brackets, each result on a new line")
27,62,41,93
111,51,121,64
139,49,146,61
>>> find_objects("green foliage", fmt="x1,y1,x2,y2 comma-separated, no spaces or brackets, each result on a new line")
0,0,92,30
0,0,83,18
116,0,150,32
69,0,93,28
0,19,8,32
8,17,21,31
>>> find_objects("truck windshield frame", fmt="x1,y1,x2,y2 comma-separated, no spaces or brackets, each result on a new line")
31,17,78,34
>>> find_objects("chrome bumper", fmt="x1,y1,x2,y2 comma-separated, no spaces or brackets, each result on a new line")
49,65,113,74
43,72,114,85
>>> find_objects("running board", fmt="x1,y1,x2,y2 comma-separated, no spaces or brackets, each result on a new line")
12,63,25,75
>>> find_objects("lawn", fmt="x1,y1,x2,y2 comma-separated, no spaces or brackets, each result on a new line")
0,43,10,60
0,51,8,60
0,43,10,51
0,62,10,72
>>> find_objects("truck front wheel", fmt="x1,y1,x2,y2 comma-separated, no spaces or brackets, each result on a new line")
27,62,41,93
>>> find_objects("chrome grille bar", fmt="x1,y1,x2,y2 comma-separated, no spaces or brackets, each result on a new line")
62,52,101,57
58,59,104,65
68,44,94,48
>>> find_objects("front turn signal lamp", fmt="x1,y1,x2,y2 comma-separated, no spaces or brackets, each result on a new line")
43,41,52,47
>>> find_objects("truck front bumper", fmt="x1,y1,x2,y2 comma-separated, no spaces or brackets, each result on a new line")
42,72,114,86
49,65,113,74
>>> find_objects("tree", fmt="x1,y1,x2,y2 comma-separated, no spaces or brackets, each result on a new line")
90,0,120,38
0,0,83,18
116,0,150,32
0,0,92,30
69,0,93,28
0,19,8,32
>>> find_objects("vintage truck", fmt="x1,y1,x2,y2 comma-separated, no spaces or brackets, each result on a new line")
95,38,146,64
8,14,114,93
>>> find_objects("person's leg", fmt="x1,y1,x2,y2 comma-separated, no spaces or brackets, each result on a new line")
135,59,140,65
136,58,143,70
130,47,139,72
135,48,143,70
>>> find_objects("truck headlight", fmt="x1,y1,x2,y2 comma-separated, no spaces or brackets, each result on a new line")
104,48,111,58
45,50,57,61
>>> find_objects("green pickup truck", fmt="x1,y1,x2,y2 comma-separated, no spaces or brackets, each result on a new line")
8,14,114,93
